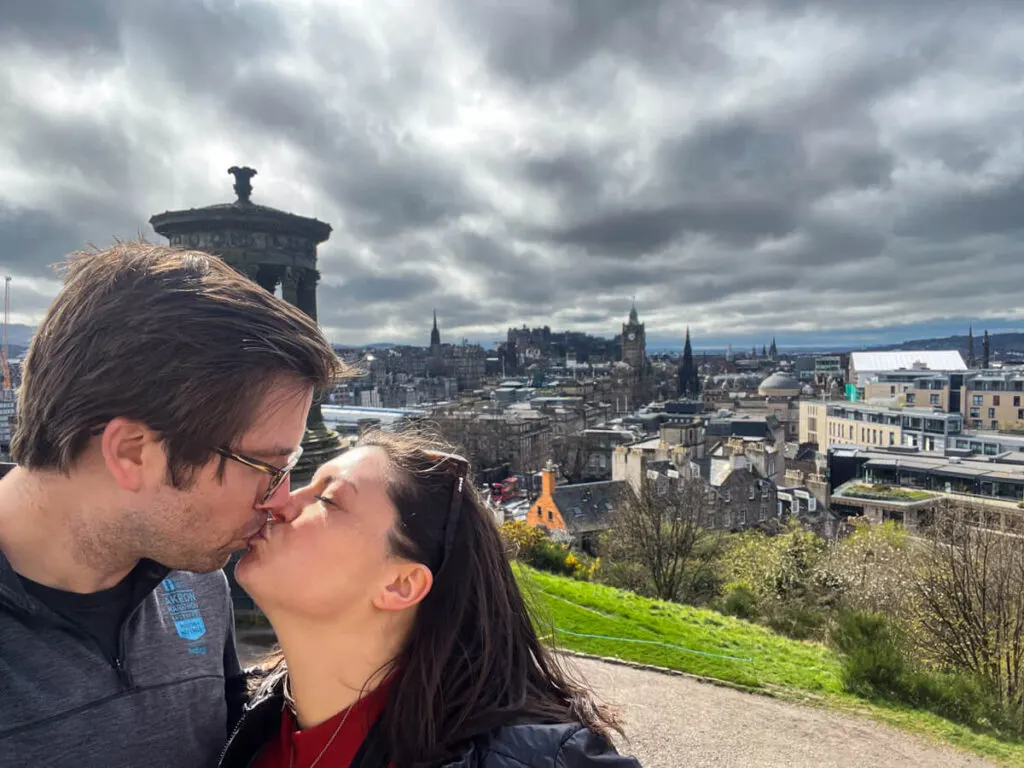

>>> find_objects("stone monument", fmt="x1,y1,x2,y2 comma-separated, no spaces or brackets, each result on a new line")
150,166,344,487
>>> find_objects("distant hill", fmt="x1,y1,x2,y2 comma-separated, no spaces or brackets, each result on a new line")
866,332,1024,354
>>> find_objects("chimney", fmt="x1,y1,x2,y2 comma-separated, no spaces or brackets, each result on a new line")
542,460,557,497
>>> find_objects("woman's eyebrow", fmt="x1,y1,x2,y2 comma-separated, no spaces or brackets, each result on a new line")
317,473,360,495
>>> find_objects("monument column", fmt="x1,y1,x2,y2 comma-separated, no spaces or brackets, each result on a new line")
281,267,300,306
298,268,319,320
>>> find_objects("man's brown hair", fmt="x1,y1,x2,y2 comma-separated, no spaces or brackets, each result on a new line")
12,240,345,486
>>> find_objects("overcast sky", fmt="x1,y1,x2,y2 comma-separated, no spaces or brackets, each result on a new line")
2,1,1024,350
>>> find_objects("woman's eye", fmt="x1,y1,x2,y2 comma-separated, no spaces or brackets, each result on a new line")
315,495,339,509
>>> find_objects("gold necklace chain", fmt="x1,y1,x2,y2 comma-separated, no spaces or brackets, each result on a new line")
285,676,358,768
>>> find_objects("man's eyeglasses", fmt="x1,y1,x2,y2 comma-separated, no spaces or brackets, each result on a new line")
425,450,469,574
217,446,303,504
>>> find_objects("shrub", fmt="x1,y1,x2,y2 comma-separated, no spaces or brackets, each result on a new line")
595,558,657,598
831,610,907,699
720,585,759,620
499,520,592,579
831,610,1018,735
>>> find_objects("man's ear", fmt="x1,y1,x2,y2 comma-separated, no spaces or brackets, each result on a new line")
373,562,433,613
99,417,163,492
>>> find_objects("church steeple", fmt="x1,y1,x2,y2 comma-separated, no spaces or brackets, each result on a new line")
679,326,699,397
430,309,441,348
983,329,991,369
628,296,639,324
967,325,976,368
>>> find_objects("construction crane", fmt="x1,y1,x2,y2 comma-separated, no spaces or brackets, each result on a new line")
2,277,11,390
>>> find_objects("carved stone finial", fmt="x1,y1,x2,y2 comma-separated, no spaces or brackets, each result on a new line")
227,166,257,204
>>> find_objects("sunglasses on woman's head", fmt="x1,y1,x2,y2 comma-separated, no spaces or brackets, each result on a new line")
424,450,469,574
217,445,303,504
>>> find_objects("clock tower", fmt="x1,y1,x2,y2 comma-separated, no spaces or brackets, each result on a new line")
621,300,646,370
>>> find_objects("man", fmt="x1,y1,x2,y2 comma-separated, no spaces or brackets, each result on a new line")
0,242,343,767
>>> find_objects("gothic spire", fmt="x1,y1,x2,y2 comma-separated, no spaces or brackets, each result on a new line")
430,309,441,348
679,326,699,397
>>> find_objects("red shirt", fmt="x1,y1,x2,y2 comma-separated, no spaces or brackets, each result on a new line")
253,678,392,768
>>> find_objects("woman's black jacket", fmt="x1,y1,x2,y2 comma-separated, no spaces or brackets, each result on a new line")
218,671,642,768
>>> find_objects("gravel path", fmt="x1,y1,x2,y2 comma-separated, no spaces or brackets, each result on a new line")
237,637,992,767
570,656,993,768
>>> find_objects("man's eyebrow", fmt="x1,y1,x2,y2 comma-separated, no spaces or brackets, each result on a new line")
246,445,298,459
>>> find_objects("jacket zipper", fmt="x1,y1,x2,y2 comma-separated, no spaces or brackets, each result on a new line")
114,598,146,689
0,575,148,689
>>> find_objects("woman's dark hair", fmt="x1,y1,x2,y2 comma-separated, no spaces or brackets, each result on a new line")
357,428,622,767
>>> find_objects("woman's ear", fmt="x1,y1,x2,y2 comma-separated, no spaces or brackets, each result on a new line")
374,562,433,613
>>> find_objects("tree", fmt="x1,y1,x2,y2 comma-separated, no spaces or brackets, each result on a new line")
915,500,1024,724
604,476,723,602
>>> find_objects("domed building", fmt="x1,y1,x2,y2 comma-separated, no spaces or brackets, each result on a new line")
758,371,802,398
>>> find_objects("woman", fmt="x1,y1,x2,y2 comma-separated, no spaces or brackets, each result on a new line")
220,430,641,768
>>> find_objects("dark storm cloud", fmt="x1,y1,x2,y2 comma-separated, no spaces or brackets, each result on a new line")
0,0,122,55
2,0,1024,343
319,269,443,306
897,176,1024,238
121,0,291,94
444,0,727,87
542,201,798,257
0,207,81,277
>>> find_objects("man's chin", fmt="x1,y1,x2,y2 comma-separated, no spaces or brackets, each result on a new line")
160,551,234,575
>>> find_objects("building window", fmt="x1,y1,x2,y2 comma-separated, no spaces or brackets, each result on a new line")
994,395,1001,406
548,510,553,522
930,394,940,405
889,433,895,445
723,490,731,502
748,487,756,501
973,419,983,429
974,395,984,406
1015,396,1021,408
992,421,1000,430
906,393,915,404
1019,409,1024,420
970,407,980,417
989,408,996,418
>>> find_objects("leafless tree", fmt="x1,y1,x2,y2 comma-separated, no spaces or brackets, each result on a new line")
604,476,724,602
915,499,1024,723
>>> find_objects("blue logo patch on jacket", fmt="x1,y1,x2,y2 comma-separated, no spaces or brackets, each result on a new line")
161,577,208,651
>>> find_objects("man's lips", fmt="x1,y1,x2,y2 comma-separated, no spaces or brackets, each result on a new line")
244,518,274,547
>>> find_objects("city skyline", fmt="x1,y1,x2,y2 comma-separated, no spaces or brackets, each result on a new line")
3,3,1024,344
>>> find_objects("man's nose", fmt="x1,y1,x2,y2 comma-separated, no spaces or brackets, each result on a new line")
259,483,307,524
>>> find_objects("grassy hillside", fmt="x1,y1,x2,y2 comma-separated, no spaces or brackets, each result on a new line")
519,565,840,695
516,565,1024,766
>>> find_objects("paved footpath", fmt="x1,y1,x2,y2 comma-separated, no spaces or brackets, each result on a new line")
570,656,994,768
237,636,994,767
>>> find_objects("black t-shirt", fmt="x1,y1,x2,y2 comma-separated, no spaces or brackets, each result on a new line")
18,563,148,663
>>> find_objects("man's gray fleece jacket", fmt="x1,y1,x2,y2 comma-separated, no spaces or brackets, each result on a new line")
0,550,239,767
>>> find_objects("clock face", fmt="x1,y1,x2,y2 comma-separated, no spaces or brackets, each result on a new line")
627,332,636,341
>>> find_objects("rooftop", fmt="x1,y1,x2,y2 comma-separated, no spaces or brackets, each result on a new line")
552,479,632,534
850,350,967,372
